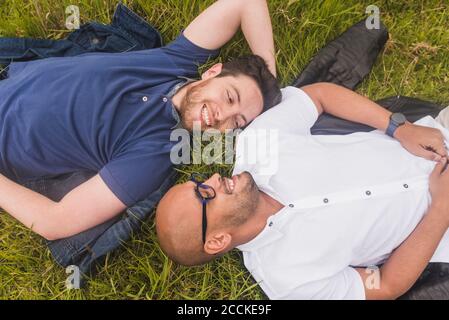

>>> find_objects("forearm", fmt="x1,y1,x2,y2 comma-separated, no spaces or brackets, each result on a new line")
306,83,392,131
240,0,276,77
184,0,276,76
0,174,58,239
379,205,449,299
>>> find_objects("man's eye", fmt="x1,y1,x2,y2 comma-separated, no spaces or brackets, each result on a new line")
227,91,233,104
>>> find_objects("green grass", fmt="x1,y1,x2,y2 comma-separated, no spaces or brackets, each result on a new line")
1,0,449,300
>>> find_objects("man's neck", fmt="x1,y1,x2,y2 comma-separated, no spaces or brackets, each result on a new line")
234,190,284,246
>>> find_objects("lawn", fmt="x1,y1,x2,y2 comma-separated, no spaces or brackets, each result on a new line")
0,0,449,300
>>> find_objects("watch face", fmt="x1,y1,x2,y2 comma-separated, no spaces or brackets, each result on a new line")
391,113,407,125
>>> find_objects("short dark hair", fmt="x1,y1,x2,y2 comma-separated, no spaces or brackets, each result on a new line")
217,55,282,113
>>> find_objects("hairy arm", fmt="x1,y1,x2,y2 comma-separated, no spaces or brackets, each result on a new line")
0,173,126,240
302,82,447,161
356,159,449,299
183,0,276,77
357,206,448,299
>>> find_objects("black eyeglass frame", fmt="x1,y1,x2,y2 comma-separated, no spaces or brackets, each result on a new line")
190,173,216,244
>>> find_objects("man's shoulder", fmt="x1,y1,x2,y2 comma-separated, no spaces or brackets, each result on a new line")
241,86,318,132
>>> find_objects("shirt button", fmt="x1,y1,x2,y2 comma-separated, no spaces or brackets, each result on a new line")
142,96,148,102
162,97,168,103
289,204,294,208
268,222,274,227
323,198,329,204
403,184,409,189
366,191,372,196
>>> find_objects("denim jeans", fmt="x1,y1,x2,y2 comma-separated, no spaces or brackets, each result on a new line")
0,3,162,76
21,170,177,277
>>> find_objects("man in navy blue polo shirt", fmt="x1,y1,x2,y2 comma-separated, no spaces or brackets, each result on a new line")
0,0,281,240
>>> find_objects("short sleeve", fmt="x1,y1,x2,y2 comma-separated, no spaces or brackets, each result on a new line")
99,143,172,207
280,267,366,300
249,86,319,135
161,32,220,77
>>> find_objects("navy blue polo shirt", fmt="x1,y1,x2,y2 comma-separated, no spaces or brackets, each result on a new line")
0,33,219,206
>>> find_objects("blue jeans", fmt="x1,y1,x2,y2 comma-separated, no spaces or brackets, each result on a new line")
0,3,162,75
21,170,177,276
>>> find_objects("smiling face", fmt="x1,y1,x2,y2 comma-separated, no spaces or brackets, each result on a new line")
178,68,264,132
200,172,260,228
155,171,260,266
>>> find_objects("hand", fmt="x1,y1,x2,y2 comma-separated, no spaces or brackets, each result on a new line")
394,122,448,161
429,157,449,224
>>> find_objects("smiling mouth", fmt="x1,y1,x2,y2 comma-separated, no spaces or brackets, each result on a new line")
201,105,213,127
223,175,239,194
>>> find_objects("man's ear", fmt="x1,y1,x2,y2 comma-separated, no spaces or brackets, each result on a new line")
201,63,223,80
203,231,232,255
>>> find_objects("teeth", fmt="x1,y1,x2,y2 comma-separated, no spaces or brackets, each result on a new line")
202,106,211,126
228,178,235,192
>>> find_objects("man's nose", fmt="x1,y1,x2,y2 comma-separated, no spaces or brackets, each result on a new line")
206,173,221,188
214,104,235,123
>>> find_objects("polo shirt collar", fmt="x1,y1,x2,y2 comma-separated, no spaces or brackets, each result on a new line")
168,76,198,130
237,210,285,252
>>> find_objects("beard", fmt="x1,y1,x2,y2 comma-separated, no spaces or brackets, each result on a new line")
178,79,211,131
224,171,260,228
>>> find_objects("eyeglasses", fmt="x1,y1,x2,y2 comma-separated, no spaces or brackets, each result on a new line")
190,173,216,244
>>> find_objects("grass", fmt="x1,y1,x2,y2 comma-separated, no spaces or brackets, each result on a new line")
1,0,449,300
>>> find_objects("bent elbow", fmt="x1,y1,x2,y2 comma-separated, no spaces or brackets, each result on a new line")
39,229,60,241
34,221,66,241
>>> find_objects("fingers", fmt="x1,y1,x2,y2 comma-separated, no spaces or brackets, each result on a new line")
435,146,448,158
432,130,448,156
432,135,448,158
418,148,444,161
421,138,448,161
431,157,447,179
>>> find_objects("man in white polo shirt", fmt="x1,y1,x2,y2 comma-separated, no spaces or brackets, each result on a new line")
156,82,449,299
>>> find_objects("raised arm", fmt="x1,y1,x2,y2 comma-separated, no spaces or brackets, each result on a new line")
184,0,276,77
0,173,126,240
302,82,447,161
356,158,449,299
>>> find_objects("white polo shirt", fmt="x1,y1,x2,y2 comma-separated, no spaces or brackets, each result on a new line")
233,86,449,300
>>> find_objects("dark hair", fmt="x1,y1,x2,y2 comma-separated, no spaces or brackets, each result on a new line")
217,55,281,113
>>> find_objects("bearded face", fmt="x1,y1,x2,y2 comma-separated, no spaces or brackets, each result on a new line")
177,75,264,132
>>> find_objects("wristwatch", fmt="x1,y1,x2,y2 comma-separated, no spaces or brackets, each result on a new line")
386,113,407,137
